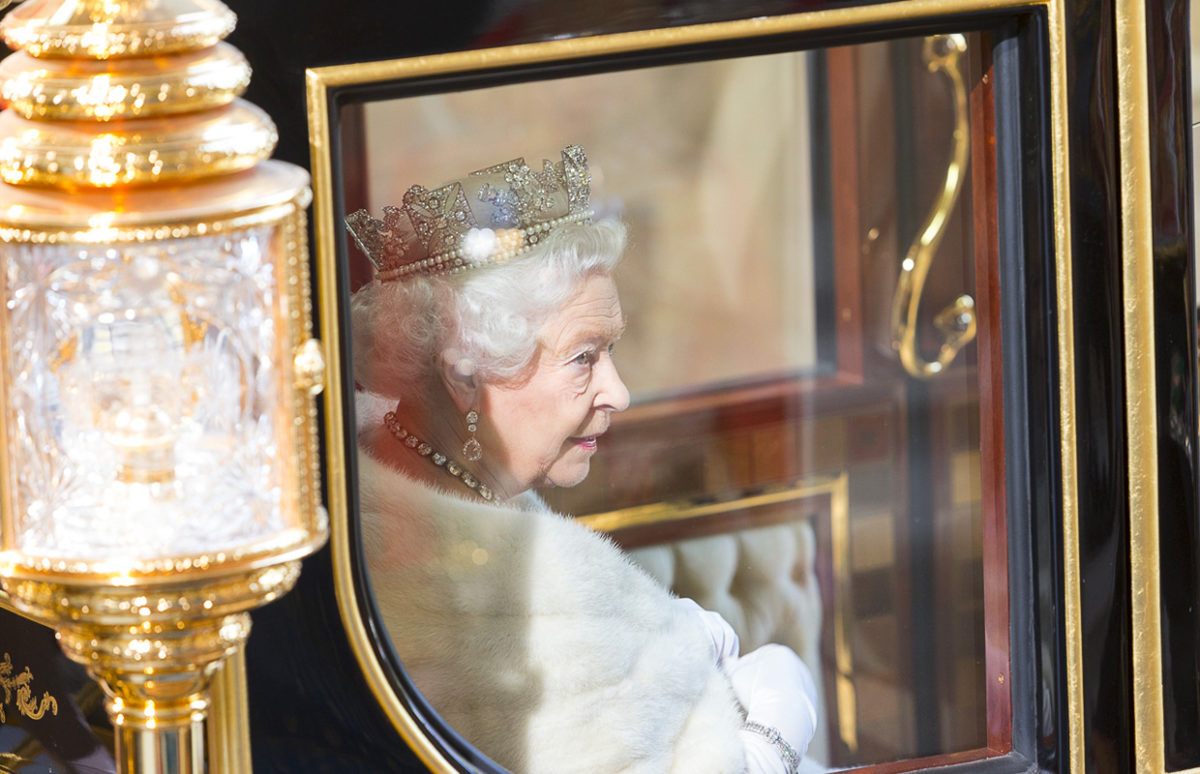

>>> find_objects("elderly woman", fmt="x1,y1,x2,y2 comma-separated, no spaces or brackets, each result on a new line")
346,145,817,774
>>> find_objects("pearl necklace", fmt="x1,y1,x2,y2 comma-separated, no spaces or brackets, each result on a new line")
383,411,494,502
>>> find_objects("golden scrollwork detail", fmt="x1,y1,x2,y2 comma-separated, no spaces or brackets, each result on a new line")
0,652,59,723
0,752,34,774
890,33,977,378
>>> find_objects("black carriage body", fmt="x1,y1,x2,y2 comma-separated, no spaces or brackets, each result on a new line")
1,2,1194,774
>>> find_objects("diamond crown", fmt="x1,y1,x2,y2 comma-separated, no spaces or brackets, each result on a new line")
345,144,592,281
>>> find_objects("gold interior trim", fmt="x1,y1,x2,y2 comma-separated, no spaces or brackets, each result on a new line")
1115,1,1168,772
577,475,840,532
827,473,857,754
307,2,1082,770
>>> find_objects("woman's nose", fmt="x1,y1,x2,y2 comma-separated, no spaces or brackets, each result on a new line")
596,356,630,412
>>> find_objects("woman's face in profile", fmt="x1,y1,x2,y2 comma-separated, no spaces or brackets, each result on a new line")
478,272,630,495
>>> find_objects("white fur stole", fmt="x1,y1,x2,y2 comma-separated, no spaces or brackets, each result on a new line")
357,451,747,774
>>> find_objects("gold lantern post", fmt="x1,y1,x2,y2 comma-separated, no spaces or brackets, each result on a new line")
0,1,328,772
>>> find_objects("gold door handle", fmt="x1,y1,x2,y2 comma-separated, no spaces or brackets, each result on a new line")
890,34,977,378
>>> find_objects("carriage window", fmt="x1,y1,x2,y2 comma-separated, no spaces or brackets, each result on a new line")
336,29,1008,772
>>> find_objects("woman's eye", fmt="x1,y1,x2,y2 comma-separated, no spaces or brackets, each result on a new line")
572,350,595,365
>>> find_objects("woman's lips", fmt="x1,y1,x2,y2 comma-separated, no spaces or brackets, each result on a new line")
573,435,599,450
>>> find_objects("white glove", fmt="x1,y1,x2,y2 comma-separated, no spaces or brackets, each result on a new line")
728,644,818,774
674,597,740,667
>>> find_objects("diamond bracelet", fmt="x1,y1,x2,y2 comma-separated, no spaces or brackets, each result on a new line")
743,721,801,774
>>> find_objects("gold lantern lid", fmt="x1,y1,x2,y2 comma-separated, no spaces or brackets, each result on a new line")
0,0,236,58
0,0,276,188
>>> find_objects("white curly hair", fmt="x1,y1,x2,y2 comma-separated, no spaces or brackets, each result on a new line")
350,219,625,400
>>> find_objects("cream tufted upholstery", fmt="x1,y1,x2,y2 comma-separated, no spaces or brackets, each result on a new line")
627,516,828,766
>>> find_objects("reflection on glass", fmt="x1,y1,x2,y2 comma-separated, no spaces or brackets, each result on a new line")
342,32,998,773
348,146,819,772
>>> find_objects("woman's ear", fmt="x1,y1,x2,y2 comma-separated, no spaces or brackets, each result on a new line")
438,348,479,412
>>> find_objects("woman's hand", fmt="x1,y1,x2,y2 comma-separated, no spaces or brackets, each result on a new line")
674,597,740,667
728,644,818,774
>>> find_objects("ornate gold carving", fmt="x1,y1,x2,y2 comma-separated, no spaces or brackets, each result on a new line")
0,562,299,734
0,652,59,723
0,753,32,773
889,33,977,379
3,562,300,616
281,205,329,554
165,282,211,351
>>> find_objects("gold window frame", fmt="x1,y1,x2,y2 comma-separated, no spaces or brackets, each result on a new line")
305,1,1085,771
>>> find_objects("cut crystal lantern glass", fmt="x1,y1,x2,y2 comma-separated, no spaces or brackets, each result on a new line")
6,226,303,563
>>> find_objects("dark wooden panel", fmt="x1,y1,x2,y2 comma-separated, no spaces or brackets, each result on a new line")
1145,0,1200,767
1062,2,1134,771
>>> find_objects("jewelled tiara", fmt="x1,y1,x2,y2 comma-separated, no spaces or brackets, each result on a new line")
345,144,593,281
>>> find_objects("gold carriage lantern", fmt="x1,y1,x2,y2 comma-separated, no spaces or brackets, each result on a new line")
0,1,328,771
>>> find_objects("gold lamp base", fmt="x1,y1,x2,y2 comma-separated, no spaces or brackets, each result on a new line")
2,563,300,774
